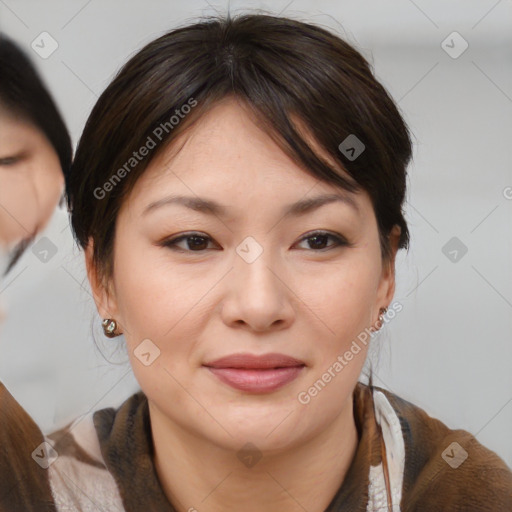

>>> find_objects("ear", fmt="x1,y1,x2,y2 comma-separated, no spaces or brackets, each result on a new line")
375,225,401,311
84,238,120,321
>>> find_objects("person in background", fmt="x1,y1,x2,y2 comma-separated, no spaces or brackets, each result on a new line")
0,34,72,511
0,33,71,276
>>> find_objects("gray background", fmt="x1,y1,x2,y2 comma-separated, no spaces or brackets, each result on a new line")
0,0,511,467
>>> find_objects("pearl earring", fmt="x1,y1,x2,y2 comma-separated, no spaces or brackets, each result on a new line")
378,307,388,329
102,318,120,338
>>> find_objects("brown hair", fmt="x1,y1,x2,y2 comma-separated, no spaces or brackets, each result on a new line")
66,12,412,284
66,13,410,509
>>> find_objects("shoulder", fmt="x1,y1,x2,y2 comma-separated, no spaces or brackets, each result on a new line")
43,389,148,511
0,381,146,511
375,385,512,511
0,381,56,511
44,400,132,511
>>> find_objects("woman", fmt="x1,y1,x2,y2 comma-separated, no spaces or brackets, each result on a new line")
0,34,72,510
0,35,71,274
2,13,512,511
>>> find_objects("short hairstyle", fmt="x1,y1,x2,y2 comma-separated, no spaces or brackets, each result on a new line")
66,13,413,281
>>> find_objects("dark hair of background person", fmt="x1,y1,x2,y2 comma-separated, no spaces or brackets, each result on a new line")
0,33,73,275
66,14,414,510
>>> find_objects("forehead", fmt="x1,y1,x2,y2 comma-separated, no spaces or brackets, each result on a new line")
123,97,369,217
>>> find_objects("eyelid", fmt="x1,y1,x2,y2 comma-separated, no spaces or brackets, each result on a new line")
160,230,350,252
0,156,20,166
295,230,350,250
160,232,219,252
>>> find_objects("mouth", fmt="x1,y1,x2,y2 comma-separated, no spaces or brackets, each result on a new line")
203,353,306,393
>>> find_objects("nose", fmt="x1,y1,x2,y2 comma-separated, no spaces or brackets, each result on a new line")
220,248,295,333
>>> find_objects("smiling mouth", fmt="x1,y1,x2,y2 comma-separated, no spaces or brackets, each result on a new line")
202,353,306,393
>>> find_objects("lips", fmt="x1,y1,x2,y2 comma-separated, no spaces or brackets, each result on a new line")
204,353,305,369
203,353,306,393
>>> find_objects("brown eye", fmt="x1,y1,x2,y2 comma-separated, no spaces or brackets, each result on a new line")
163,233,216,252
296,231,348,251
160,230,349,254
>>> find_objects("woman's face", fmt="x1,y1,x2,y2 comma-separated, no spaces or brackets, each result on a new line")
0,108,64,250
88,97,398,452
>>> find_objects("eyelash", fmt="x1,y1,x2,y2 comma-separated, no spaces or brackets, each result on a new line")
0,156,18,166
160,230,350,253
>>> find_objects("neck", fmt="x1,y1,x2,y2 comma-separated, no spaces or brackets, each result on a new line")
149,395,359,512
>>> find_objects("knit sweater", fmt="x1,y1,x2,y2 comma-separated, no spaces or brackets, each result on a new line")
0,380,511,511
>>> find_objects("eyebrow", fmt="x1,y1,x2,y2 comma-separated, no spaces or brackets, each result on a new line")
143,192,360,218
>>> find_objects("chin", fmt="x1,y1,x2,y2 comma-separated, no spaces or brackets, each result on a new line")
211,425,305,455
206,404,309,449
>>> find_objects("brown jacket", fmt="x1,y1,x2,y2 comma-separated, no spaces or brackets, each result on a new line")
1,380,511,511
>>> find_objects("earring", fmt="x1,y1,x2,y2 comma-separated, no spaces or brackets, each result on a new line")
102,318,120,338
378,307,388,329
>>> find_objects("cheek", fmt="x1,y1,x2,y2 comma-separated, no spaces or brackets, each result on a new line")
32,153,63,223
291,257,378,424
0,155,63,247
0,169,38,245
112,237,212,361
297,253,380,341
111,244,199,399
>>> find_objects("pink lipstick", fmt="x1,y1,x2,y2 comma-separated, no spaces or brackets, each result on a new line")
203,353,305,393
